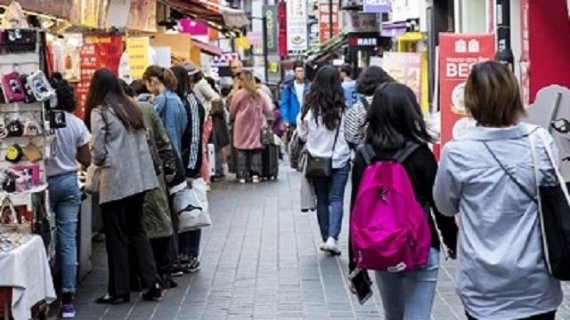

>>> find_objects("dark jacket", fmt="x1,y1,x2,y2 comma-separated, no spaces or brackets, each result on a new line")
349,144,458,272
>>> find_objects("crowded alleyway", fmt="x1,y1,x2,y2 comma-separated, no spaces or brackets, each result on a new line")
73,165,570,320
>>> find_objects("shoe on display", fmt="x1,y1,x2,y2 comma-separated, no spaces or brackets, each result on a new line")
60,304,76,318
325,237,341,256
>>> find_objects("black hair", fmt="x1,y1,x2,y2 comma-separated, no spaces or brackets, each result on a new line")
302,65,345,131
119,79,135,98
84,69,145,131
170,65,191,99
294,61,304,69
131,79,149,96
356,66,395,96
340,64,352,77
365,82,434,150
49,72,77,113
220,86,231,98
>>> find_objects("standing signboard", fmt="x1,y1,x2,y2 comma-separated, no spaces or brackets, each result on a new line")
439,33,495,146
286,0,308,54
383,52,422,104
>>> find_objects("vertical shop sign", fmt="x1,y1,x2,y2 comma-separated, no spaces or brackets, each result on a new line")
439,33,495,146
520,0,531,107
264,5,278,54
126,37,150,80
75,34,123,118
286,0,308,54
278,2,288,56
383,52,422,104
318,0,339,42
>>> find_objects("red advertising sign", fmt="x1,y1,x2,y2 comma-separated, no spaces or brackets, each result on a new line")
75,34,123,119
319,0,339,42
439,33,495,146
278,2,288,57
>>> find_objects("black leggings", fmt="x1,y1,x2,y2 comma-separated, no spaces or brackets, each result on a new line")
466,310,556,320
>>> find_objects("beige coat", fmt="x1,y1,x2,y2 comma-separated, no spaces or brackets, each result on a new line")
90,106,158,204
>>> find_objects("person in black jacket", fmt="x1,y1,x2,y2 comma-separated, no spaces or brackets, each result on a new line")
348,83,457,319
171,66,206,274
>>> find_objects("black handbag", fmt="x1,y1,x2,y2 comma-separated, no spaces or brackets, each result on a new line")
304,118,341,178
484,133,570,281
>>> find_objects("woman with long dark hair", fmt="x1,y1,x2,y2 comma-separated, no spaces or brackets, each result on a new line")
349,82,457,318
170,65,206,273
84,69,163,304
297,65,351,255
344,66,394,147
229,70,273,183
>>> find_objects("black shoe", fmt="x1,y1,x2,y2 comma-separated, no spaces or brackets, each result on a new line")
142,282,163,301
160,274,178,289
95,293,130,305
187,258,201,273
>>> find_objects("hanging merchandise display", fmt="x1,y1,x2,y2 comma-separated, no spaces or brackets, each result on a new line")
439,33,495,146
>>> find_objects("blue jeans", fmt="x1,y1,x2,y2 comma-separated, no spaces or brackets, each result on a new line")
312,164,350,241
48,172,81,293
375,248,440,320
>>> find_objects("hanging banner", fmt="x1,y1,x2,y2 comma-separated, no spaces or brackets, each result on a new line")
264,5,278,54
439,33,495,146
382,52,422,104
520,0,531,107
75,34,124,118
278,2,288,56
126,37,150,80
286,0,308,54
318,0,340,42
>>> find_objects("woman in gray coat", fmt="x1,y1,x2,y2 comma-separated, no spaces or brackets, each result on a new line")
84,69,163,304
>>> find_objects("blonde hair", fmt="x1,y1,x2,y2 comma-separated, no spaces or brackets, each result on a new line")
240,70,258,97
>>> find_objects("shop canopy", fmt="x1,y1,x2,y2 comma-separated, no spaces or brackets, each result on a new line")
161,0,249,31
305,33,347,64
192,37,223,56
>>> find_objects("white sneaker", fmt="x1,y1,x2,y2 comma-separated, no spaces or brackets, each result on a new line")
318,242,327,251
325,237,341,256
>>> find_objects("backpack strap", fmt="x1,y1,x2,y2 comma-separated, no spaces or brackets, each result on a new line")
393,142,421,163
357,144,376,166
360,96,369,110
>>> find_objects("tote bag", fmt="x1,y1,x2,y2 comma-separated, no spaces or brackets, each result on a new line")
173,178,212,232
529,132,570,280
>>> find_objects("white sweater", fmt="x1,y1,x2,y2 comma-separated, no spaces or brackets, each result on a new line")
297,109,351,169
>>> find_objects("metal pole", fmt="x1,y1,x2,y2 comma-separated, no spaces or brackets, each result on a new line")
263,16,269,83
329,0,333,39
495,0,514,70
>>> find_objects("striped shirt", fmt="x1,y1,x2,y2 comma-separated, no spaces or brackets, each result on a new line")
185,93,202,170
344,95,373,146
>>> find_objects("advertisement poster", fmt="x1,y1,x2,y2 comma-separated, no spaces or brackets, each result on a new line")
0,0,72,19
439,33,495,146
128,0,157,32
342,12,378,33
318,0,339,42
383,52,422,104
286,0,308,54
75,35,123,118
264,5,278,54
126,37,150,80
363,0,391,13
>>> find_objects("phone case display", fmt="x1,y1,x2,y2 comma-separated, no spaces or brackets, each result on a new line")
0,29,56,256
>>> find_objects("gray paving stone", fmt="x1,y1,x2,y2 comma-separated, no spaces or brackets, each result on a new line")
73,165,570,319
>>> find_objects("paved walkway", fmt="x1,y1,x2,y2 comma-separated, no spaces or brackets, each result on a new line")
74,166,570,319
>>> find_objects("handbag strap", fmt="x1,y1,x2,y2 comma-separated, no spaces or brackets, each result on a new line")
482,141,537,203
331,113,342,154
533,130,570,203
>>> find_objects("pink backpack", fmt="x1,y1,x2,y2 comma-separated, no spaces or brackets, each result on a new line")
351,144,431,272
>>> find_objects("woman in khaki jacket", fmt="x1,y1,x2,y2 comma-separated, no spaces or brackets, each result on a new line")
84,69,162,304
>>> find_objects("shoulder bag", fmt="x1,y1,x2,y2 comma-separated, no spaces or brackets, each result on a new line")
305,115,341,178
85,107,109,194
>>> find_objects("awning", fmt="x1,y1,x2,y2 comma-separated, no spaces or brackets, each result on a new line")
381,21,408,37
305,33,346,63
161,0,249,29
192,38,223,56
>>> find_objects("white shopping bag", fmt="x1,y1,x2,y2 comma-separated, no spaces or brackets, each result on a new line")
173,178,211,232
